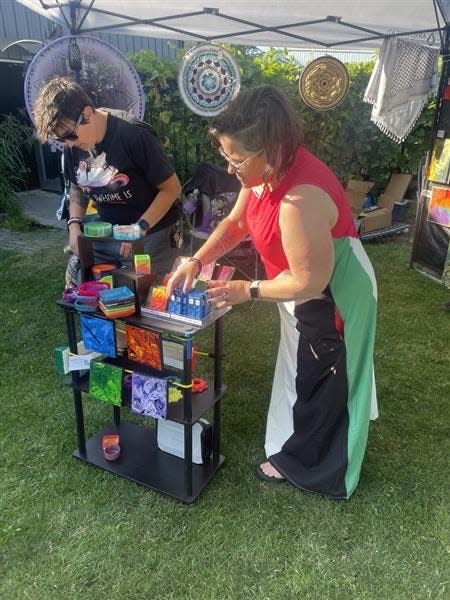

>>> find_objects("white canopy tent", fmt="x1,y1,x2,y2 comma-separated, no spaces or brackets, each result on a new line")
16,1,450,50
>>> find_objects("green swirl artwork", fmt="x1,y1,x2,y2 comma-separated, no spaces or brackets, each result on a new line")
89,360,123,406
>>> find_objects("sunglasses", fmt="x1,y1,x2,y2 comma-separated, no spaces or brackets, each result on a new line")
218,147,263,172
52,112,83,143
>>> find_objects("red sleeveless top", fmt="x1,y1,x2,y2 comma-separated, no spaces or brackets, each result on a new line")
245,147,357,279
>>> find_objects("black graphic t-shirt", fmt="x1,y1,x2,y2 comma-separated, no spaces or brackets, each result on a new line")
64,112,180,230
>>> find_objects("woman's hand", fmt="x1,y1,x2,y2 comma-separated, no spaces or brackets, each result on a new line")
207,279,251,308
120,242,133,259
167,260,201,295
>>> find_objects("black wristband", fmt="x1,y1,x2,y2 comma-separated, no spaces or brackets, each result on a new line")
188,257,203,276
138,218,151,235
67,217,82,230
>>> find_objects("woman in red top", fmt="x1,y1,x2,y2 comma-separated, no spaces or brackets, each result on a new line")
168,86,378,499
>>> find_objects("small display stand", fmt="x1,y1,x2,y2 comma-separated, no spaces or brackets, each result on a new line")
57,301,229,503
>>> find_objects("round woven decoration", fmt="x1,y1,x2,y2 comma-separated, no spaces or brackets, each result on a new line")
25,35,145,150
178,44,240,117
299,56,349,111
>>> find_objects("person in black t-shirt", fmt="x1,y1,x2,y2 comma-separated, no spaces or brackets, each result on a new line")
33,76,182,278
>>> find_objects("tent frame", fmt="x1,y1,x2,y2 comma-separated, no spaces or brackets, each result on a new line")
37,0,448,48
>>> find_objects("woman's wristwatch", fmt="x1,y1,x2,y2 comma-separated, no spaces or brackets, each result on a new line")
249,280,261,299
138,218,151,237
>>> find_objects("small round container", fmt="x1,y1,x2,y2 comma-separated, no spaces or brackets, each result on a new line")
78,281,111,297
84,222,113,237
103,444,121,461
91,263,117,280
74,297,98,313
113,224,141,241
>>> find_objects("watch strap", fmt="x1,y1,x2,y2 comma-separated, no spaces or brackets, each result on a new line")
249,280,261,299
138,218,151,233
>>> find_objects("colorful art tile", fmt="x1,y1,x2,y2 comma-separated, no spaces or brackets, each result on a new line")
429,139,450,185
126,325,163,370
131,373,167,419
428,185,450,227
80,314,116,357
89,360,122,406
147,286,168,312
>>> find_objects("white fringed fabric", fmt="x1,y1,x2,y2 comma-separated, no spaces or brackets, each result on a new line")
364,37,439,143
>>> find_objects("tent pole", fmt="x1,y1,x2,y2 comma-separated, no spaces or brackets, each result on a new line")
429,25,450,143
69,0,78,35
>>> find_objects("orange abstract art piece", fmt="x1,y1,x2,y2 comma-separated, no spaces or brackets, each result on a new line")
126,325,163,370
428,185,450,228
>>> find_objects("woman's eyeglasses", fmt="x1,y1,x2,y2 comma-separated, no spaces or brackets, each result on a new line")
218,147,263,172
53,112,83,143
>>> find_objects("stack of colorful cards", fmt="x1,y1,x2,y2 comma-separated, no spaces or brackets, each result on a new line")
99,286,136,318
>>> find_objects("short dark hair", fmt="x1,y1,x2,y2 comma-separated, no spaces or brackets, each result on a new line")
33,76,95,142
209,85,303,178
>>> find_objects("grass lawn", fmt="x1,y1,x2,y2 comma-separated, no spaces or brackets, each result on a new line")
0,233,449,599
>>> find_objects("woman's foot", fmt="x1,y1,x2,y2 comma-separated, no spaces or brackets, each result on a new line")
255,461,286,483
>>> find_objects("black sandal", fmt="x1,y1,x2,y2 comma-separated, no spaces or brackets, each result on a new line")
255,464,286,483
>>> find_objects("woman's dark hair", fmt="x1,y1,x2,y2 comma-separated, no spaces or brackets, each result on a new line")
33,76,95,142
209,85,303,178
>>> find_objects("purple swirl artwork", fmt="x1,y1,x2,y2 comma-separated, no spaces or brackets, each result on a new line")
131,373,167,420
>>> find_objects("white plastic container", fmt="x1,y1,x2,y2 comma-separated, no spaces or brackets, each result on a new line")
157,418,212,464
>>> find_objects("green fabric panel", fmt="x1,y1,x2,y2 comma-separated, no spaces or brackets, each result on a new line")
89,360,123,406
330,237,377,498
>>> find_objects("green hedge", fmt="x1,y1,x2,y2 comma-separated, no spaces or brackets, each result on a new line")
130,46,435,190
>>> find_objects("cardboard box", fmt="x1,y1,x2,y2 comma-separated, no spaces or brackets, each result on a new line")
379,174,412,210
346,180,374,216
359,208,391,233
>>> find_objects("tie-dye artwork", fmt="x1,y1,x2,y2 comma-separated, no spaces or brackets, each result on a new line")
89,360,122,406
428,186,450,228
126,325,163,370
429,139,450,185
131,373,167,419
80,314,116,357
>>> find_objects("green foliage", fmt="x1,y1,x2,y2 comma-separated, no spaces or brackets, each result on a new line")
130,47,434,189
130,49,215,183
0,113,33,226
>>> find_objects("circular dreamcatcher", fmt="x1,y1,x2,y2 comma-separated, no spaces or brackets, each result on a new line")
24,35,145,150
178,44,241,117
299,56,350,111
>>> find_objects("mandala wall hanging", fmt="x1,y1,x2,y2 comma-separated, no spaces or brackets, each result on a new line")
25,35,145,150
178,44,241,117
299,56,350,111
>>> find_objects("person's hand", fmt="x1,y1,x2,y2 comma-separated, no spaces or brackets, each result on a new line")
68,225,81,256
207,279,251,308
120,242,133,259
167,260,200,295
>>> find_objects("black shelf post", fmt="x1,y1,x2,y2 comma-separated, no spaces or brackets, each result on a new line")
213,316,223,465
183,335,193,498
65,308,86,456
